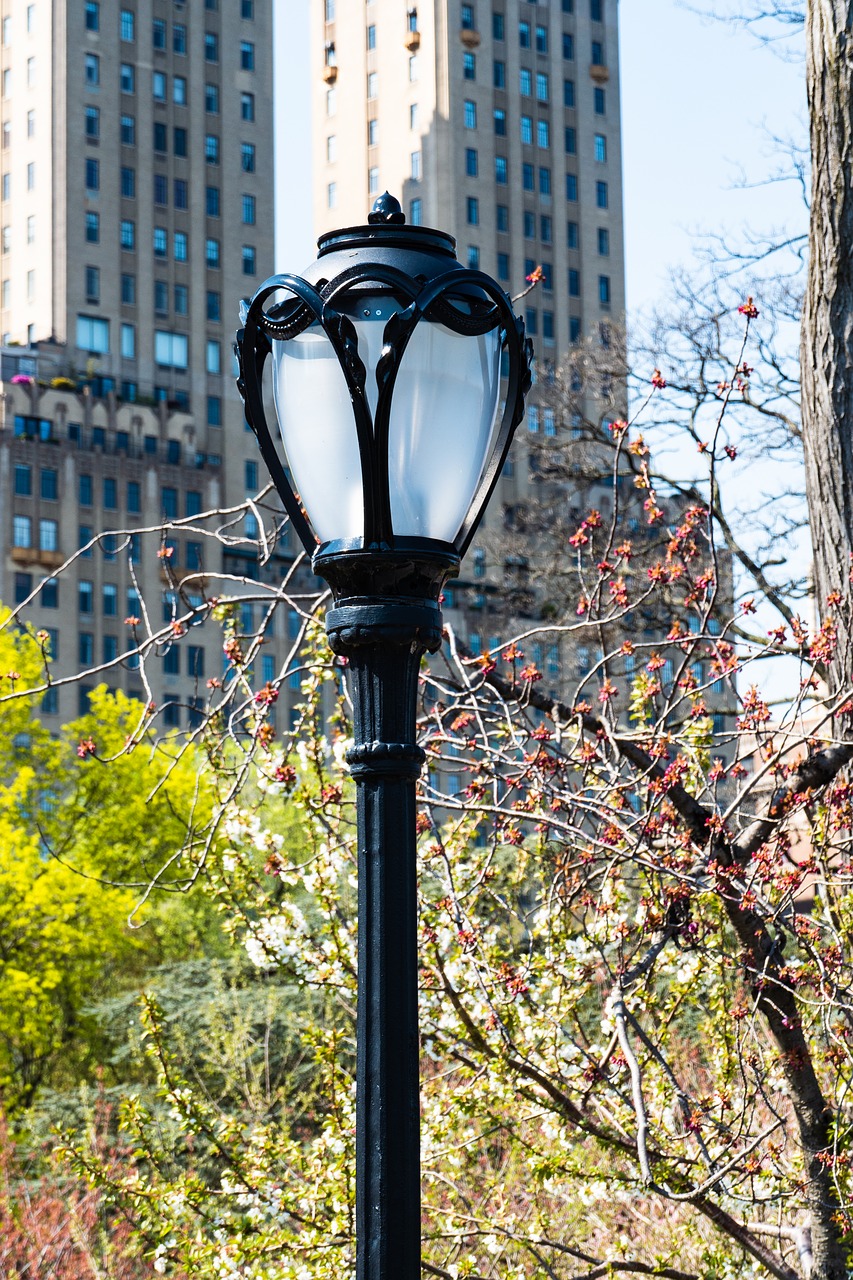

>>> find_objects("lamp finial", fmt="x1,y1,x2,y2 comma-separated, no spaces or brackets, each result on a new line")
368,192,406,225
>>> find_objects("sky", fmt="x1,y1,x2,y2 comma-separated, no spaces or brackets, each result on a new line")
273,1,806,317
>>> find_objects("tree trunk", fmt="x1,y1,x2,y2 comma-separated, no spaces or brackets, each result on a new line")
802,0,853,693
800,4,853,1275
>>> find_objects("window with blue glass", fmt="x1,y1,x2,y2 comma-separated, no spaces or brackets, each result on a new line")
566,173,578,201
466,195,479,225
494,107,506,135
496,203,509,232
539,166,551,195
492,11,504,39
463,51,476,80
522,162,534,190
493,60,505,89
568,268,580,296
596,179,608,208
497,252,509,281
495,155,507,183
464,99,477,128
594,85,606,114
599,274,611,305
563,32,573,59
523,211,535,238
465,147,478,176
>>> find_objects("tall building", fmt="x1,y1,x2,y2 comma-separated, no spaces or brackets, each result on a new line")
0,0,305,730
313,0,624,355
311,0,626,678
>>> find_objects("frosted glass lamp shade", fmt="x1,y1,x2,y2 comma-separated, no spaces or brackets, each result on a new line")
271,297,502,547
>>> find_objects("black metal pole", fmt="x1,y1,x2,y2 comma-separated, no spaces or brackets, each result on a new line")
326,598,443,1280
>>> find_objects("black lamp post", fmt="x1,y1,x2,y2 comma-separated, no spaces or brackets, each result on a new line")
236,193,532,1280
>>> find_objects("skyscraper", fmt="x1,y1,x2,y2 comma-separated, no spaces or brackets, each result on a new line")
313,0,624,357
312,0,626,675
0,0,301,729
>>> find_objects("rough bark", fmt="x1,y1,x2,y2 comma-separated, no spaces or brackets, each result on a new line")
802,0,853,694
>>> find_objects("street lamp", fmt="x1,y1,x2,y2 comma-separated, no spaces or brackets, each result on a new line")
236,193,532,1280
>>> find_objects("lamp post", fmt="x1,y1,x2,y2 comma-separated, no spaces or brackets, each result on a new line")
236,193,532,1280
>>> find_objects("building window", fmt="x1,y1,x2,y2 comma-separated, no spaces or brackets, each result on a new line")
241,91,255,122
39,518,58,552
205,32,219,62
464,99,477,128
497,253,509,281
526,308,537,336
520,68,531,96
76,315,109,353
519,20,530,47
206,185,220,217
542,311,554,342
592,40,604,65
120,114,135,146
327,181,337,209
242,244,256,275
495,155,507,184
466,196,479,225
537,119,550,148
522,162,534,191
536,24,548,53
241,142,256,172
591,0,603,19
85,105,100,139
467,245,480,269
85,53,100,86
598,227,610,255
174,127,187,157
536,72,549,101
152,70,167,100
242,0,255,16
205,82,220,114
568,268,580,297
174,23,187,54
85,158,99,191
410,197,423,225
207,395,221,426
13,515,31,548
27,110,34,138
154,173,168,206
367,71,378,100
121,10,135,41
463,51,476,80
120,62,135,93
368,166,379,196
494,108,506,136
539,165,551,195
541,214,552,243
41,581,58,612
121,323,135,357
174,284,188,314
14,572,31,607
240,41,255,70
155,332,188,370
174,231,187,262
85,211,100,244
103,583,118,616
153,121,167,152
599,274,611,305
595,133,607,163
206,339,221,374
493,60,505,89
85,265,99,304
120,219,135,249
121,273,136,304
563,32,574,59
594,86,606,114
565,126,577,155
205,134,219,164
493,11,504,39
596,179,609,208
523,210,535,238
566,173,578,201
207,290,221,321
409,54,419,81
173,75,187,105
174,179,188,209
242,194,256,224
521,115,533,145
153,227,167,257
367,22,376,49
496,203,509,232
14,465,31,496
